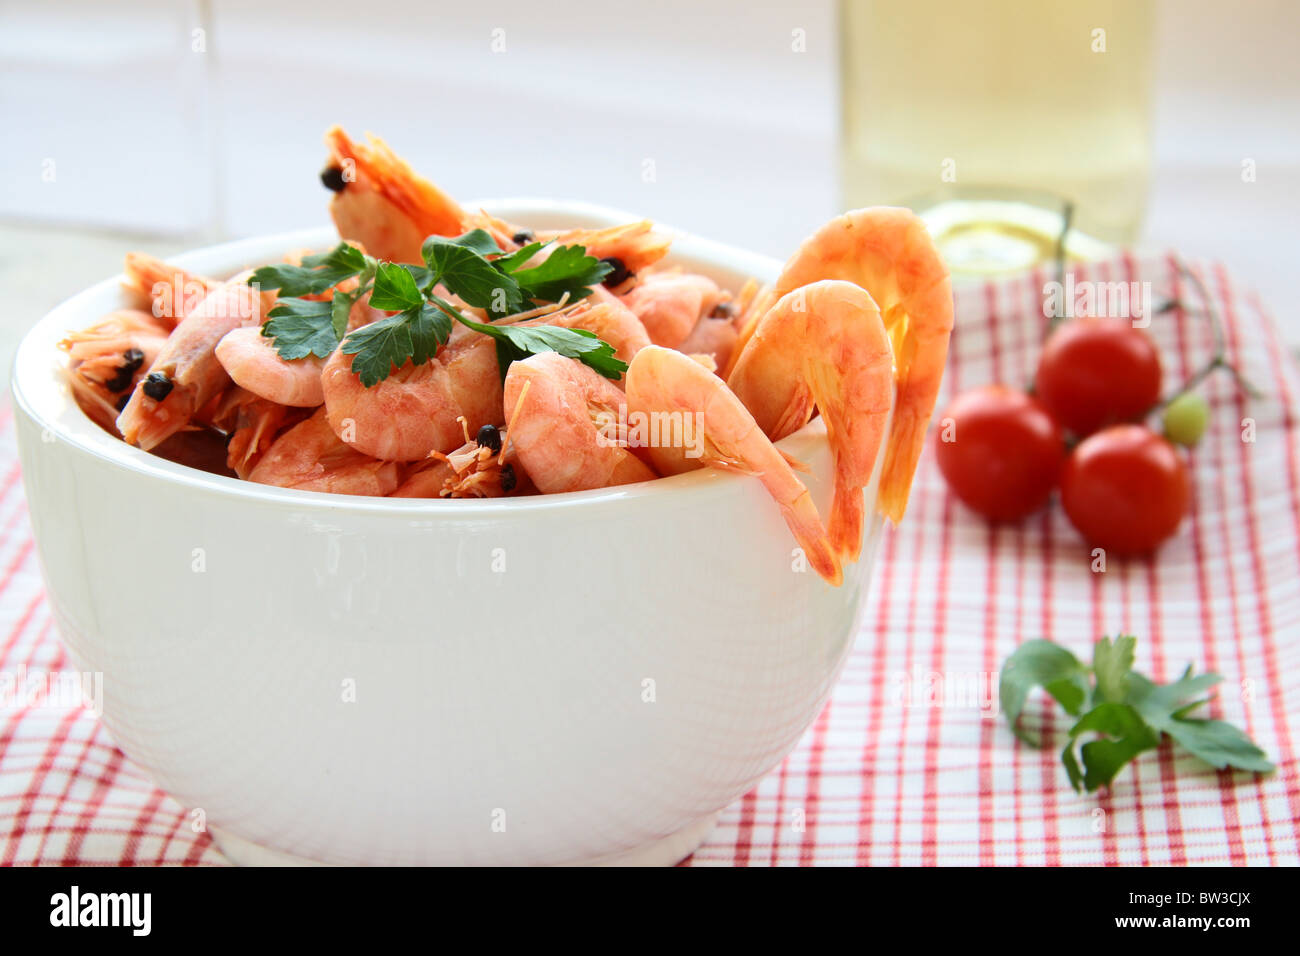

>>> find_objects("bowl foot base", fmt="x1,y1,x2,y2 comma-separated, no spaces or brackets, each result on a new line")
208,812,718,867
572,811,719,866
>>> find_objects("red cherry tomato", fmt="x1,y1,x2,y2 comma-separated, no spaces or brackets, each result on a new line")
1034,318,1162,436
934,385,1066,522
1060,425,1190,555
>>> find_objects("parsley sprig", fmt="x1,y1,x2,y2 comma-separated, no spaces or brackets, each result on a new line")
248,230,620,386
1001,635,1273,792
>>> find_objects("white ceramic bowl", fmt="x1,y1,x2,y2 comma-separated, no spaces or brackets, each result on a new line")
11,201,891,866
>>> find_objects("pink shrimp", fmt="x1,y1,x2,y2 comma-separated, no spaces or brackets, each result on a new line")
502,352,656,494
771,207,953,522
391,424,534,499
624,344,842,584
524,294,650,366
59,309,172,434
248,409,401,496
676,307,739,370
320,329,501,461
116,277,276,450
215,327,326,407
726,280,894,562
620,271,724,348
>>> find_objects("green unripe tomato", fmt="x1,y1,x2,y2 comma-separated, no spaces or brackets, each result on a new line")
1163,392,1210,447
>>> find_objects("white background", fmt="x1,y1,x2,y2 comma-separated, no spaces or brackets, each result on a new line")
1,0,1297,384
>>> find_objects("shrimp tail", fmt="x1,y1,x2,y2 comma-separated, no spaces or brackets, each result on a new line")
877,420,921,524
782,486,842,586
828,470,866,563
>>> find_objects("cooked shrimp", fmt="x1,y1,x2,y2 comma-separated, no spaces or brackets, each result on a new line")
502,353,656,494
60,309,170,390
321,330,500,461
215,327,326,407
207,387,310,478
726,280,893,562
772,207,952,522
391,422,533,498
677,308,738,370
59,309,170,434
123,253,218,328
116,277,275,450
463,209,526,250
248,409,401,496
528,294,650,366
722,282,776,380
323,127,469,263
620,271,724,348
540,221,671,281
624,345,841,584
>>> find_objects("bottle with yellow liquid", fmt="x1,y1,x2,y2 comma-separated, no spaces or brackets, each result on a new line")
839,0,1156,274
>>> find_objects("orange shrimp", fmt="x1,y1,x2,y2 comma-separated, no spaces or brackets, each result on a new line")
59,309,172,434
207,387,311,478
772,207,952,522
502,353,656,494
116,277,276,450
322,127,469,263
320,328,500,461
122,253,219,329
624,345,841,585
540,221,671,281
726,280,894,562
248,408,401,496
321,126,674,286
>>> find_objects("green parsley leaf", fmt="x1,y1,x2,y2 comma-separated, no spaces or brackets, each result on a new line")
511,244,613,303
1000,636,1275,793
444,228,504,257
455,311,628,381
493,241,546,274
369,261,424,312
1127,671,1274,774
250,231,625,387
330,290,357,341
249,242,367,297
423,234,522,316
1093,634,1137,703
340,302,453,387
999,639,1091,746
1061,702,1161,792
261,298,340,359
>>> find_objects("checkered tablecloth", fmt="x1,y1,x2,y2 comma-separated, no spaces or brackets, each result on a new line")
2,253,1297,866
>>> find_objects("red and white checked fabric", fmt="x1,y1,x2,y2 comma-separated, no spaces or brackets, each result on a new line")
2,254,1298,866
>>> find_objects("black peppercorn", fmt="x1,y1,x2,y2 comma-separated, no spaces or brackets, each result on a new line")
105,347,146,393
709,301,735,320
600,257,631,288
320,165,347,193
500,464,517,493
141,371,174,401
476,423,502,453
511,230,535,246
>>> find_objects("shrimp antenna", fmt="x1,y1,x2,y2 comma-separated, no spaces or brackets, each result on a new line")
501,377,532,466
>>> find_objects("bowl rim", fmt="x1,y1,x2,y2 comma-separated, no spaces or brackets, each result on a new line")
11,198,858,516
